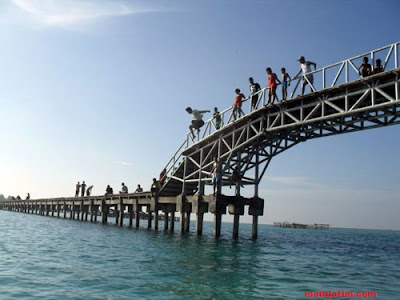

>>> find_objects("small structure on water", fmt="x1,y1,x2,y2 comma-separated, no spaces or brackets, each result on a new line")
273,222,329,230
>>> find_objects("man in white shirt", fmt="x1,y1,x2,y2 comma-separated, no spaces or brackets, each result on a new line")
294,56,317,96
186,107,210,139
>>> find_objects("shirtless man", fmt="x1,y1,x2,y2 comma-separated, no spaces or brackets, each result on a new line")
211,157,223,195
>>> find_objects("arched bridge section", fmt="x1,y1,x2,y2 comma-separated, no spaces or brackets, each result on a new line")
159,42,400,199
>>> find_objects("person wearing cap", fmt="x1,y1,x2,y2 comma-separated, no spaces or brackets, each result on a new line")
186,107,210,139
293,56,317,95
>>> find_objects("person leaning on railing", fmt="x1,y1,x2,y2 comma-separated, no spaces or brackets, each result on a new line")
233,88,245,120
293,56,317,96
249,77,261,110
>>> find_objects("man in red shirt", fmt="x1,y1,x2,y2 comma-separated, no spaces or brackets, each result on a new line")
233,88,245,120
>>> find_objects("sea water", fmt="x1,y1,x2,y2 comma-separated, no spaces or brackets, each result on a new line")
0,210,399,299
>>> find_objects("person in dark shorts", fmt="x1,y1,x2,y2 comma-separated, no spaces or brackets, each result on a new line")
266,67,281,104
281,68,291,101
81,181,87,197
213,107,222,130
233,89,245,120
186,107,210,139
249,77,261,110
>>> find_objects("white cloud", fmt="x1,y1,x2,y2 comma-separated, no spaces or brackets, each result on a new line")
10,0,159,29
116,161,133,167
265,175,315,186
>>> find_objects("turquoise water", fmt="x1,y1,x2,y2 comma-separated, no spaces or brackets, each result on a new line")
0,210,399,299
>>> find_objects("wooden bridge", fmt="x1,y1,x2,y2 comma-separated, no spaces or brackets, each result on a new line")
1,42,399,239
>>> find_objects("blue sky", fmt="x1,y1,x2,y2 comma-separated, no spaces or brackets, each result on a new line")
1,0,400,230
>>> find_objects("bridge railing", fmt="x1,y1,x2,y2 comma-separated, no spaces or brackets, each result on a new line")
159,41,400,190
290,41,399,97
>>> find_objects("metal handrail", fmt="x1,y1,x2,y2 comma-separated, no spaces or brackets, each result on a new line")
159,41,400,191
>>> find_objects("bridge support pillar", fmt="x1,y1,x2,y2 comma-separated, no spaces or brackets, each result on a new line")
135,204,140,229
101,200,108,224
89,200,94,222
153,210,159,230
147,207,152,229
128,204,133,227
80,202,85,221
170,211,175,232
210,195,227,238
229,203,244,239
94,205,98,222
151,197,159,230
248,198,264,240
118,202,124,227
63,202,67,218
177,196,191,235
185,212,191,233
196,213,204,235
164,212,169,230
193,197,208,236
214,213,222,238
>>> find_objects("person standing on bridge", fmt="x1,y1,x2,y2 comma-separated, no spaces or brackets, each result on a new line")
75,182,81,197
266,68,281,104
211,157,223,196
249,77,261,110
213,107,222,130
373,58,384,74
358,57,372,78
81,181,87,197
186,107,210,139
151,178,160,196
293,56,317,96
233,88,245,120
281,68,291,101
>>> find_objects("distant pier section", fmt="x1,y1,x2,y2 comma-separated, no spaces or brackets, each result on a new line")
273,222,330,230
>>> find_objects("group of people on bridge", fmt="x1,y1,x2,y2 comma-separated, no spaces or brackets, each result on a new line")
186,54,386,140
186,55,318,139
74,182,144,198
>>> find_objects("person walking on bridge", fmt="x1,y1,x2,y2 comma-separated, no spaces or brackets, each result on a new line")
249,77,261,110
186,107,210,139
266,68,281,104
233,88,245,120
293,56,317,96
